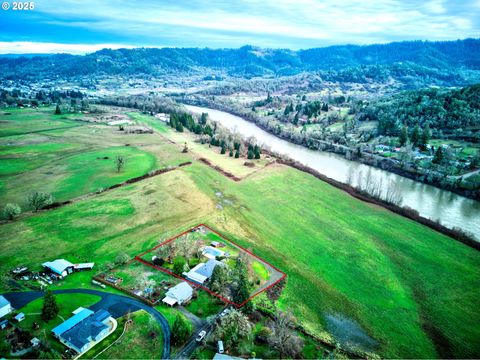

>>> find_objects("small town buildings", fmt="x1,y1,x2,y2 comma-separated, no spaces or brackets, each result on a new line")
155,113,170,122
0,295,12,318
162,281,193,306
14,313,25,322
0,319,9,329
184,259,222,284
52,307,115,354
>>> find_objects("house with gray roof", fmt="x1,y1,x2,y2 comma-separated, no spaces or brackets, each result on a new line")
184,259,223,284
52,307,115,354
162,281,193,306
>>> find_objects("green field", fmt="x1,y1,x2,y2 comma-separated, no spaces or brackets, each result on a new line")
0,108,192,207
1,108,479,358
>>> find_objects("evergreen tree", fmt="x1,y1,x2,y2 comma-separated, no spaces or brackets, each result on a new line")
235,150,240,158
411,124,421,147
293,112,299,126
254,145,261,159
54,104,61,115
433,146,444,164
171,314,192,345
221,145,226,155
175,122,184,132
41,290,59,321
399,125,409,146
247,150,254,160
229,149,234,157
420,123,431,150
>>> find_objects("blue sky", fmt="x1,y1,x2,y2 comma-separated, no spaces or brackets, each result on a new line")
0,0,479,53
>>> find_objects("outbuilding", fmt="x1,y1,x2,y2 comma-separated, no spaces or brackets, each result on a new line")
14,312,25,322
42,259,74,277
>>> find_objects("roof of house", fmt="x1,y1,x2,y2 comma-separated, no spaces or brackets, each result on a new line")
0,295,11,308
60,310,111,351
196,259,222,278
184,259,222,284
42,259,74,275
52,308,94,337
166,281,193,302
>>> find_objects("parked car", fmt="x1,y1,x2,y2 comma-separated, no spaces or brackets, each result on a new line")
217,340,224,354
220,308,230,317
195,330,206,342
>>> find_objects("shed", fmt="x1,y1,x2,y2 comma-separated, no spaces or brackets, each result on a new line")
0,295,12,318
14,312,25,322
31,337,41,347
42,259,74,277
0,319,8,329
73,263,95,271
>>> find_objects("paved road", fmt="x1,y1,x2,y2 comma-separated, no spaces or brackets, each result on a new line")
174,306,229,359
2,289,171,360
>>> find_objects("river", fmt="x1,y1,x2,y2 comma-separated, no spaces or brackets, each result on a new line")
186,105,480,241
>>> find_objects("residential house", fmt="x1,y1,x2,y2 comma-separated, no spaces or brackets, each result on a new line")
0,295,12,318
162,281,193,306
184,259,223,284
52,307,114,354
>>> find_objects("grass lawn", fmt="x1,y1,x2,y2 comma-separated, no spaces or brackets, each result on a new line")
1,107,479,359
184,290,225,318
83,310,163,359
252,261,269,281
15,293,101,353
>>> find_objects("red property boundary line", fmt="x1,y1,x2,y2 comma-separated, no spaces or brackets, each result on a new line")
134,223,287,308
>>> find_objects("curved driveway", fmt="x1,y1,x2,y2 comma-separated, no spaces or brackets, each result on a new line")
2,289,171,359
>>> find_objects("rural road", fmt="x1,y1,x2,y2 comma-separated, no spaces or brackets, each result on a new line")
2,288,171,360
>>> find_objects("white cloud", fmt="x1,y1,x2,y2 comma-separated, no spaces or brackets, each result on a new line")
0,42,143,54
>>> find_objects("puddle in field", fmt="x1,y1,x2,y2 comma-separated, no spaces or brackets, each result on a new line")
325,313,378,352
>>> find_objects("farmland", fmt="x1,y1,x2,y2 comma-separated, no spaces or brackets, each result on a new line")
0,108,479,358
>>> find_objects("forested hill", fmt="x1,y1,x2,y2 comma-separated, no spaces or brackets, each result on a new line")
1,38,479,84
363,84,480,138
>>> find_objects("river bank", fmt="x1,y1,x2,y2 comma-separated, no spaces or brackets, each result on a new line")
184,103,480,241
180,97,479,201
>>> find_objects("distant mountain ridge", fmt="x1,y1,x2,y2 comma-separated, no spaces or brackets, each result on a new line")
1,39,479,83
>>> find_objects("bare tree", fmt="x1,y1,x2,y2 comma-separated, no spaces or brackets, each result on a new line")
267,311,304,358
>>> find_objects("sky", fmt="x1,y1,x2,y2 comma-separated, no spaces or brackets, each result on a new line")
0,0,479,54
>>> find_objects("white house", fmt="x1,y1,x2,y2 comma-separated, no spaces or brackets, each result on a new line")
0,296,12,318
162,281,193,306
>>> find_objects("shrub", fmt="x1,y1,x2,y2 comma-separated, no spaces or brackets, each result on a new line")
3,203,21,220
27,191,54,212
